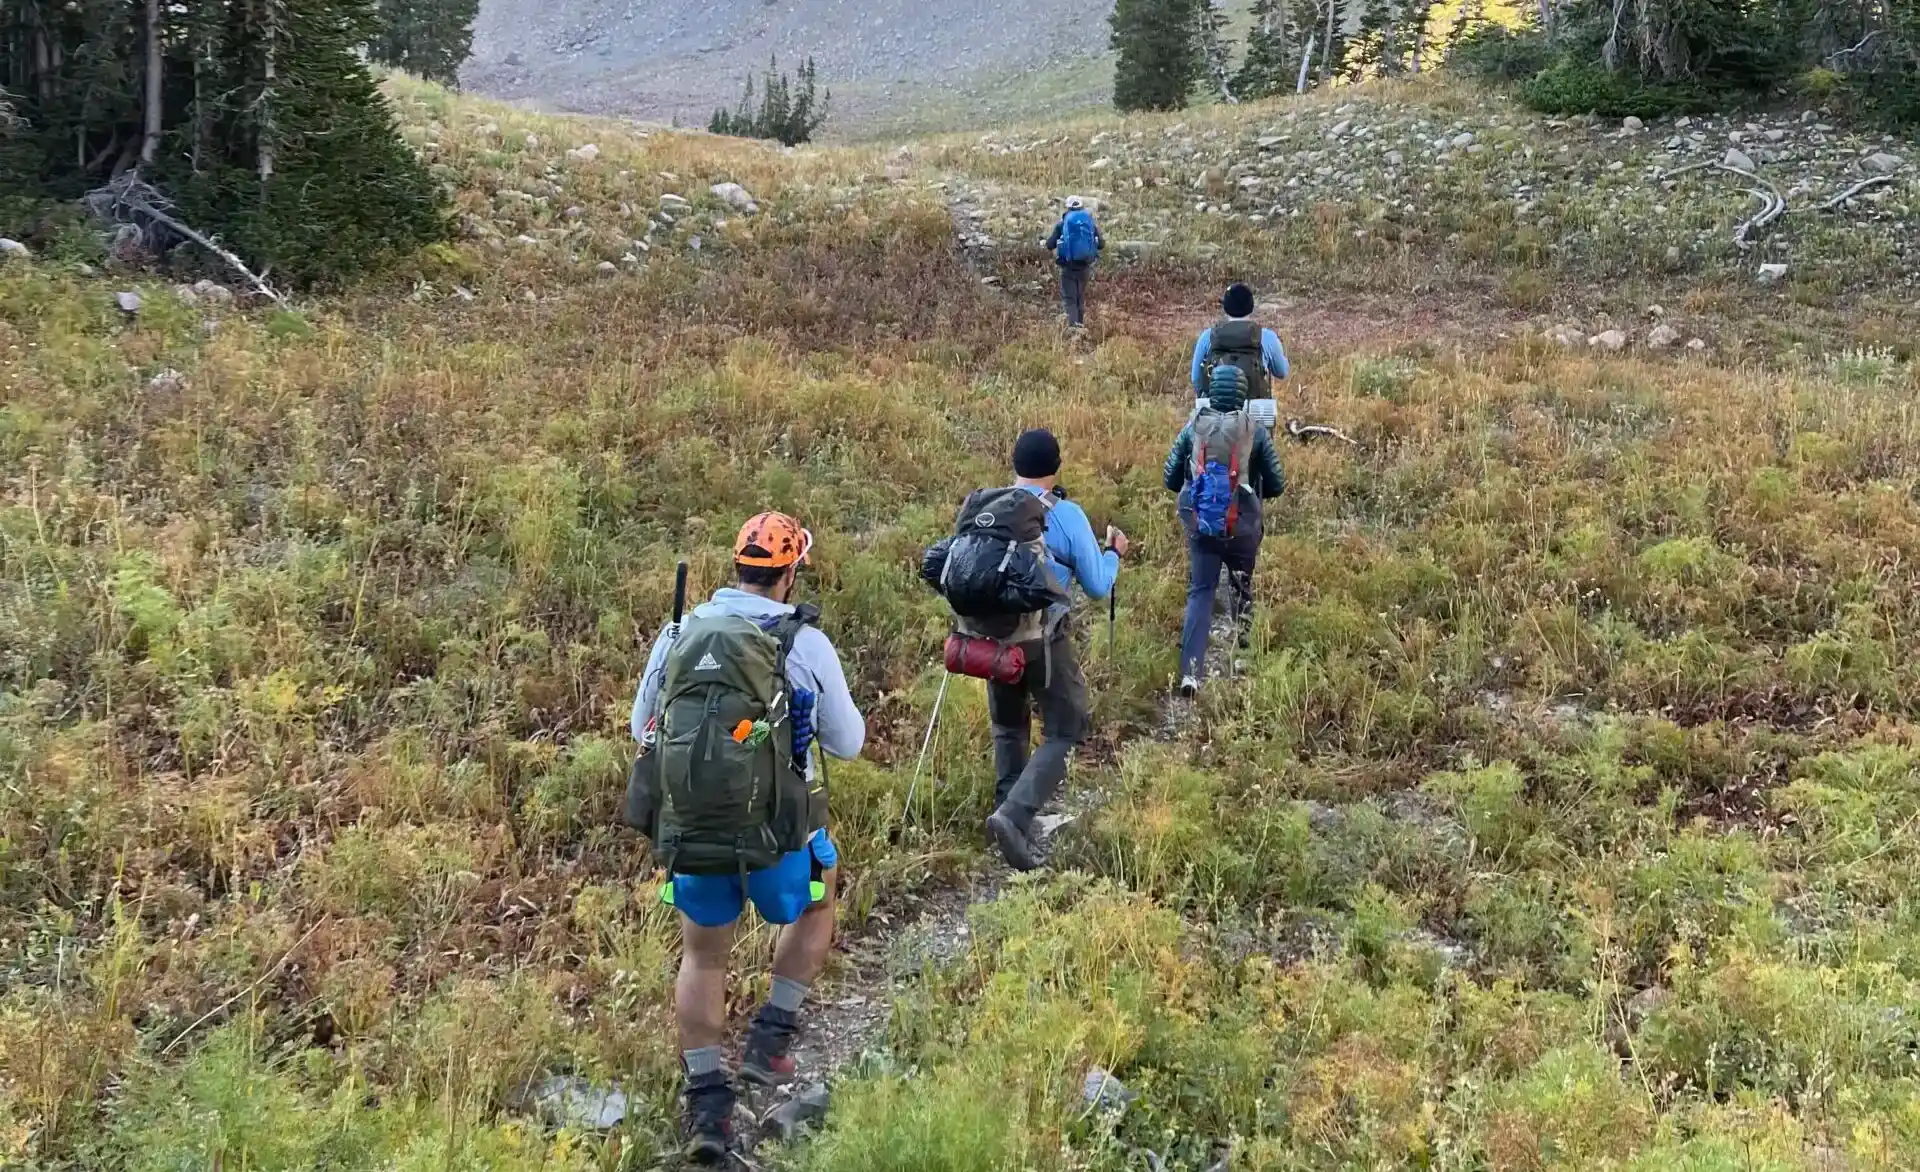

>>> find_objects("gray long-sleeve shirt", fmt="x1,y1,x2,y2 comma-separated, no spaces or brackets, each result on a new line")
629,588,866,773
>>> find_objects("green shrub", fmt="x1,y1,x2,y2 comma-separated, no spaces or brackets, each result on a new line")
1520,58,1719,119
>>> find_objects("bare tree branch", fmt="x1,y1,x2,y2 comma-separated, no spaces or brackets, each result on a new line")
84,173,288,304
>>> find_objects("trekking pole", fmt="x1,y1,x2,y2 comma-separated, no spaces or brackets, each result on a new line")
1105,528,1118,663
670,561,688,633
902,672,952,830
1108,582,1117,663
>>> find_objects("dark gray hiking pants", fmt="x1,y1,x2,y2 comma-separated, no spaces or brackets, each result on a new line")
987,626,1090,827
1059,263,1091,327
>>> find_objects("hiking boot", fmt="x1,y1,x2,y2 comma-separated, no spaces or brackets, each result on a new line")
987,807,1043,871
681,1070,736,1165
1179,676,1201,698
741,1005,800,1087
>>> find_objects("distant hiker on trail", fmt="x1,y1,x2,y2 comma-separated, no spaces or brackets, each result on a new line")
1191,282,1290,399
626,511,865,1165
1165,365,1285,696
921,428,1125,871
1044,196,1105,329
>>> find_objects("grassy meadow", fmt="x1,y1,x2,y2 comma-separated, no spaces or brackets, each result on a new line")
2,75,1919,1169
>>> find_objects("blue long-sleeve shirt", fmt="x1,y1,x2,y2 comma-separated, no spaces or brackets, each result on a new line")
1190,324,1290,393
1019,484,1119,602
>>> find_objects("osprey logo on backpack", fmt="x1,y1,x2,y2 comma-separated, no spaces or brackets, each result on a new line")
974,513,996,527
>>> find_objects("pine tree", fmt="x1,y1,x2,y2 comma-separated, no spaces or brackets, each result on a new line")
371,0,480,86
2,0,447,284
710,56,830,145
1236,0,1298,98
1110,0,1204,112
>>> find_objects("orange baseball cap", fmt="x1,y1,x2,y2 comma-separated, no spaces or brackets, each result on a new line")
734,511,812,568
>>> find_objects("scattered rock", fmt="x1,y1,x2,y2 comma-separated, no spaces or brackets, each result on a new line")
1548,323,1585,348
595,260,618,275
1622,116,1644,132
1764,128,1787,143
1384,150,1404,166
1686,337,1708,351
523,1076,629,1130
1862,151,1905,175
1626,985,1672,1025
565,143,600,164
190,279,234,305
564,206,584,219
1451,132,1476,149
762,1083,831,1142
115,291,143,316
1647,323,1681,349
689,235,703,251
524,133,540,148
1723,147,1757,172
660,193,690,208
452,286,475,301
1329,120,1352,138
1088,156,1112,170
1589,329,1628,352
0,238,29,261
710,182,759,214
1758,262,1789,283
146,368,187,394
1082,1067,1137,1117
514,234,540,247
503,51,525,68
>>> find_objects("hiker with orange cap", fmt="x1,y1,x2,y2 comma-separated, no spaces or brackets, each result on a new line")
627,511,865,1164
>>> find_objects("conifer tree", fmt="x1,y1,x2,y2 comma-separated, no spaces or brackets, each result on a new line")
1110,0,1204,112
371,0,480,86
1,0,446,285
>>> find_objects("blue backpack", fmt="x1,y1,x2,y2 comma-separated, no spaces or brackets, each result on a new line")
1057,209,1097,263
1191,408,1252,539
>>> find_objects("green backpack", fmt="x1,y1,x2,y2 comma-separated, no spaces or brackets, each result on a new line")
651,608,816,876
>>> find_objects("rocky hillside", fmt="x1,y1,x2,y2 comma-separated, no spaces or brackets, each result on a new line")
463,0,1118,133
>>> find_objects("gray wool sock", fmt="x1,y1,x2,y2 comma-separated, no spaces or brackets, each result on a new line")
768,975,810,1014
683,1046,727,1078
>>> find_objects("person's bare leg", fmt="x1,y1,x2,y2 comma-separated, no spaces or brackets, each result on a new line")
742,867,837,1087
770,865,836,983
677,918,735,1051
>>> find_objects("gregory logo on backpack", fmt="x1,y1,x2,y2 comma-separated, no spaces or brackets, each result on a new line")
694,653,721,671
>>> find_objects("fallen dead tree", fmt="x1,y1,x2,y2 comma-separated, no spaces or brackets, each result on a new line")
82,173,286,305
1656,163,1901,251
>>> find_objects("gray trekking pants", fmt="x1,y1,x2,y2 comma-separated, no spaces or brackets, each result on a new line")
987,625,1090,828
1058,263,1091,327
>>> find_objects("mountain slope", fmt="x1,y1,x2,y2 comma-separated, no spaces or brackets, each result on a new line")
463,0,1119,134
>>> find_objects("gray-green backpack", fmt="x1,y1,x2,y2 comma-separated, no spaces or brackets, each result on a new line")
651,607,816,876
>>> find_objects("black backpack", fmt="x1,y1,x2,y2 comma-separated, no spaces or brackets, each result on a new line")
1206,317,1271,400
921,487,1068,642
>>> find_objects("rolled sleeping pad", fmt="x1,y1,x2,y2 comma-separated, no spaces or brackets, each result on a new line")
1247,399,1278,429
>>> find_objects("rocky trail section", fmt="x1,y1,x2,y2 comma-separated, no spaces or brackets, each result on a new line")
931,97,1917,288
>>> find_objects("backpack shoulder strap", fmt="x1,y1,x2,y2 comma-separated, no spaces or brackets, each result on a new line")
771,604,819,657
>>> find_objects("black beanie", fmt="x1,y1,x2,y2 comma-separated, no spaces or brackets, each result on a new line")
1222,282,1255,318
1011,428,1062,478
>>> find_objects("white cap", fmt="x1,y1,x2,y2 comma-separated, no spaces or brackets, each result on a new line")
1065,196,1085,209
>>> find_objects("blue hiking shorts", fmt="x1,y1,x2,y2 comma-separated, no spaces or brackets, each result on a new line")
663,830,838,929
